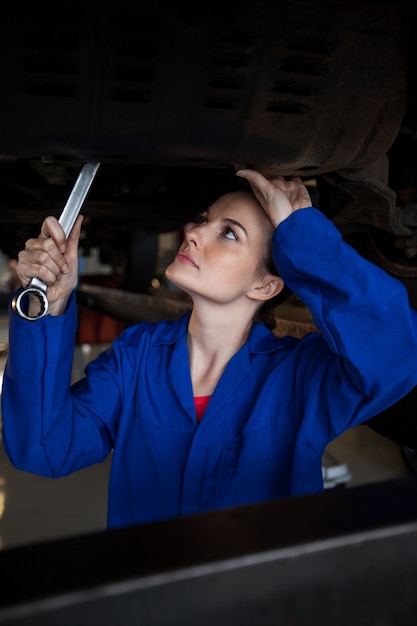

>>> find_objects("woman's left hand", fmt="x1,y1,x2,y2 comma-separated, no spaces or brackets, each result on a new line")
236,169,312,228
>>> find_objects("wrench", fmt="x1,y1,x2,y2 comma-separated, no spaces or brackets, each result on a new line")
12,161,100,320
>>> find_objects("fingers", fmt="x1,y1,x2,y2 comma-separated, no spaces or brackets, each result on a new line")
236,169,293,226
66,215,84,248
236,169,268,184
18,241,65,288
268,175,303,189
26,232,68,272
237,170,303,196
236,169,273,197
40,216,67,252
236,170,300,182
236,168,274,202
236,169,312,225
16,216,71,288
13,214,83,315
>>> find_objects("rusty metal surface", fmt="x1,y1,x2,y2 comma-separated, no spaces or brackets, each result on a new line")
0,0,409,175
0,0,416,284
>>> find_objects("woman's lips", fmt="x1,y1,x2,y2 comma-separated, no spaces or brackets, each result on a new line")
176,251,198,268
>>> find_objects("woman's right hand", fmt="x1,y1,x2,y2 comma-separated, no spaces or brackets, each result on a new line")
16,215,84,316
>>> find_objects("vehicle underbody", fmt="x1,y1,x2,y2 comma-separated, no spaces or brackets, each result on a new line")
1,0,417,446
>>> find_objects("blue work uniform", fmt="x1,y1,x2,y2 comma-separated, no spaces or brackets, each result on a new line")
2,208,417,529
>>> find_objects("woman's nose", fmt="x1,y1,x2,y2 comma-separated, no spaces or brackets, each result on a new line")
183,221,195,234
183,222,199,246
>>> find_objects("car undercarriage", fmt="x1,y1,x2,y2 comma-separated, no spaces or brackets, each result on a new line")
1,0,417,446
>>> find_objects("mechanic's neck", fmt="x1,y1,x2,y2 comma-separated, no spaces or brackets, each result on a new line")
187,303,254,395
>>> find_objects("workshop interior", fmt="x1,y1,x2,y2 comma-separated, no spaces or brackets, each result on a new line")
1,1,417,623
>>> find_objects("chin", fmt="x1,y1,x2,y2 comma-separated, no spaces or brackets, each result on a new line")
164,263,182,289
164,264,174,282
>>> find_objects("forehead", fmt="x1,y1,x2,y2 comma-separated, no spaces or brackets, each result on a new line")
209,191,272,230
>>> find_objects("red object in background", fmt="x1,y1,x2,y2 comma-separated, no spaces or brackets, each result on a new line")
76,275,125,345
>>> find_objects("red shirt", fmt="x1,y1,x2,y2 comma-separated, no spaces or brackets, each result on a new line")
194,396,211,423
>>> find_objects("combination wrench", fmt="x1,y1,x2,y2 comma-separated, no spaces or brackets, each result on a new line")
12,161,100,321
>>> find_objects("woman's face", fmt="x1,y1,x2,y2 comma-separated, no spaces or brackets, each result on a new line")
165,191,280,306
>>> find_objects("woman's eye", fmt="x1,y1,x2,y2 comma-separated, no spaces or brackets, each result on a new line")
224,227,237,240
195,212,208,225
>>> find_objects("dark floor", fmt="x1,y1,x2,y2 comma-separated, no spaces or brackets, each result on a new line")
0,310,411,551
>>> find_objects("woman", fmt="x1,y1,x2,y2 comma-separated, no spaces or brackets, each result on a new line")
2,169,417,529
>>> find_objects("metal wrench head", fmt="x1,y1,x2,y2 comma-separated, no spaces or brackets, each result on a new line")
12,283,49,321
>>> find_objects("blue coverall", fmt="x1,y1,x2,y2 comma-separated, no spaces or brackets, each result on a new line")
2,208,417,529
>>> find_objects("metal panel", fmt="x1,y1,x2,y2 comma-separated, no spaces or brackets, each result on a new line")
1,476,417,625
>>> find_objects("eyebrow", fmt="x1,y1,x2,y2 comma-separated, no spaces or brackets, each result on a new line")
223,217,248,239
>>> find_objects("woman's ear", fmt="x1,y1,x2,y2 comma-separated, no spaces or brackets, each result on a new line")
247,273,284,302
